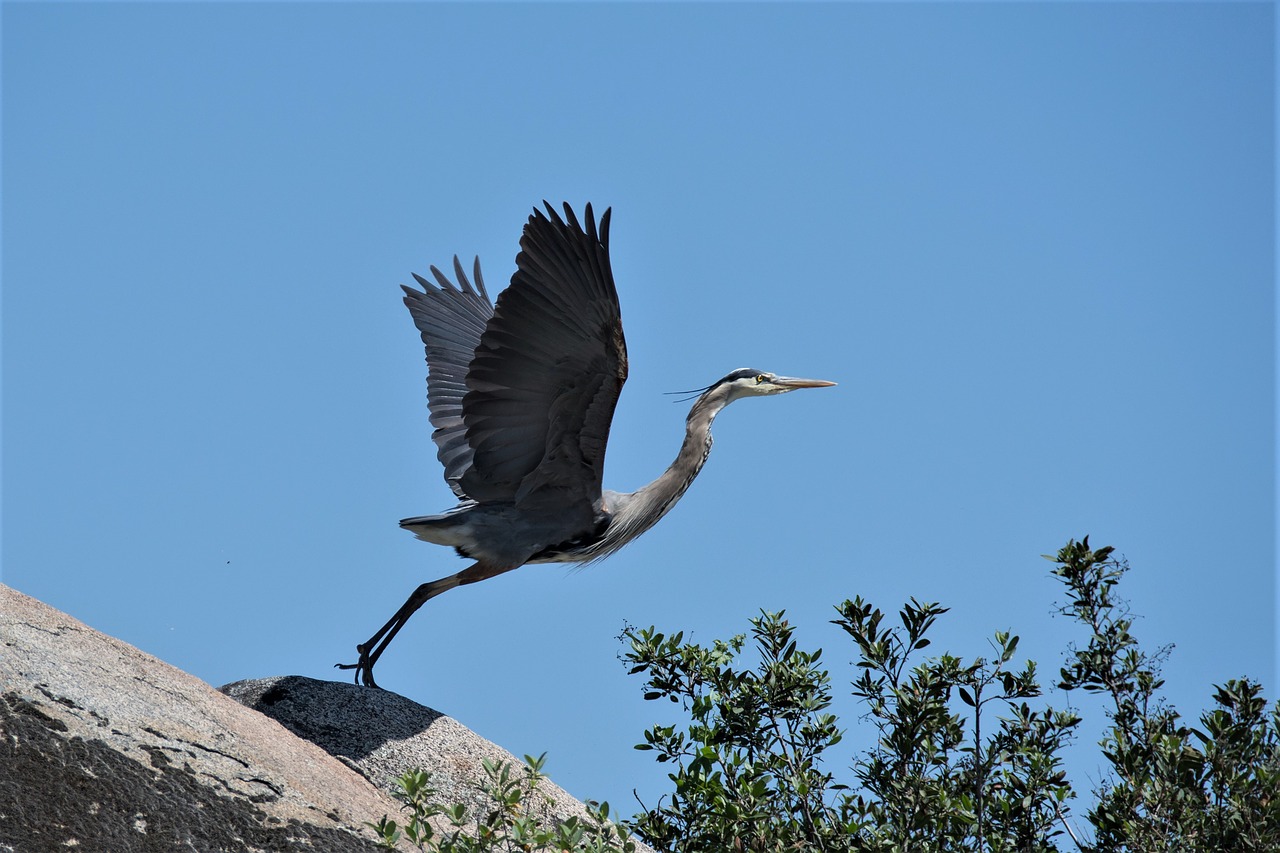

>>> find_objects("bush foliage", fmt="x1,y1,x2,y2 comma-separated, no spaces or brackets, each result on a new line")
373,539,1278,852
622,538,1278,852
370,752,637,852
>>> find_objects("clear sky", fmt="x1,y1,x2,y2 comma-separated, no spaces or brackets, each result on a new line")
4,1,1274,823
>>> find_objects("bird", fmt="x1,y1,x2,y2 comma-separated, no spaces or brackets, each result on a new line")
337,202,834,687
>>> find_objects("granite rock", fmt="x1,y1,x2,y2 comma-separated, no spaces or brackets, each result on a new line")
0,585,648,852
220,675,616,839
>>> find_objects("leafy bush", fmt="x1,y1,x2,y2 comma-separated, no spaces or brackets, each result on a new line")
1053,540,1280,851
370,752,636,852
621,538,1279,852
370,540,1277,851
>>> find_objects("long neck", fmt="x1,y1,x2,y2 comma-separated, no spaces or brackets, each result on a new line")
605,388,730,547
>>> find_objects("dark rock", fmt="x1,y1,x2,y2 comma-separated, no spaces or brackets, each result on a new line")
221,676,616,837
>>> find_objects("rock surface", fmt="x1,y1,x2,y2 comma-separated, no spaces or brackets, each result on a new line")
0,584,648,853
0,584,398,852
220,675,617,841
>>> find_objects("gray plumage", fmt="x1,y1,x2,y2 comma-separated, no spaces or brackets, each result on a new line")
339,203,833,687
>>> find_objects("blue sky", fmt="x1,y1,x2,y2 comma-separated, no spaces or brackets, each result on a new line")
4,1,1274,825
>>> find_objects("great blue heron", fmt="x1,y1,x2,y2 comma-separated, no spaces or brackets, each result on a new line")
338,202,834,687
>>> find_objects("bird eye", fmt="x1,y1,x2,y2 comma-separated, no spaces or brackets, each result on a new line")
755,374,767,384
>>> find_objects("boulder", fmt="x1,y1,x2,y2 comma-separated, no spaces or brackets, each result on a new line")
0,585,647,853
220,676,619,842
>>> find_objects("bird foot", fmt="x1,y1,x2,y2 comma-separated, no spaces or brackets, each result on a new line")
334,644,380,688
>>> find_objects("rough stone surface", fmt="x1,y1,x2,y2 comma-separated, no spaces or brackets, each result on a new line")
220,676,632,842
0,584,398,852
1,585,649,853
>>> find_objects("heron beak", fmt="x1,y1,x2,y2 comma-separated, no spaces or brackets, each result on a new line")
773,377,837,390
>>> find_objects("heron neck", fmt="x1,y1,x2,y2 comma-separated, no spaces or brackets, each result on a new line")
620,388,728,529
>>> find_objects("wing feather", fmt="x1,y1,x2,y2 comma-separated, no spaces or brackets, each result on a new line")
401,256,494,498
460,202,628,510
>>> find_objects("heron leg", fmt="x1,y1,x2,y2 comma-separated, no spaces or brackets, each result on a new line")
335,562,514,687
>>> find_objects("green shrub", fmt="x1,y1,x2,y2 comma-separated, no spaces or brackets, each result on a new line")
372,540,1278,852
621,538,1279,852
370,753,637,852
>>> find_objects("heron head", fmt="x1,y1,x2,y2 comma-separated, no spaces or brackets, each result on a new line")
715,368,837,401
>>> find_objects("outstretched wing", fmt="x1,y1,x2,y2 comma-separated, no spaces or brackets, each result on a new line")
401,257,494,499
460,202,628,511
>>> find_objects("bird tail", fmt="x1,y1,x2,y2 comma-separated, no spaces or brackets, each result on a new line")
399,513,471,547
